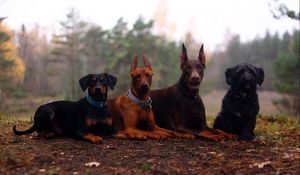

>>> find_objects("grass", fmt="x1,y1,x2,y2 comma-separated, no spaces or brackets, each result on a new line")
207,114,300,147
1,105,299,148
141,162,152,170
255,114,300,147
0,114,32,122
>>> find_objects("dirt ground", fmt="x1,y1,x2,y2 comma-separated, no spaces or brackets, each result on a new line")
0,121,299,175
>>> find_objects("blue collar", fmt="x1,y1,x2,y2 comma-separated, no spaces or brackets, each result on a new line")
127,90,152,110
86,95,107,109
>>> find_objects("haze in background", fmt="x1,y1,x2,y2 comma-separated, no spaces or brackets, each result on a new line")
0,0,298,50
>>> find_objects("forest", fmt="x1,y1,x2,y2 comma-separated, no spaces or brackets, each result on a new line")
0,1,299,174
0,8,299,114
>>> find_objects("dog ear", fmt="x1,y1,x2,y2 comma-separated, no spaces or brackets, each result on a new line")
180,43,188,69
131,55,138,73
143,55,152,70
79,74,92,91
255,67,264,86
225,68,235,85
198,44,206,65
104,73,117,90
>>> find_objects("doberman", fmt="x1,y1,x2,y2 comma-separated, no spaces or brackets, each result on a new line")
150,44,238,141
109,55,194,140
13,73,117,143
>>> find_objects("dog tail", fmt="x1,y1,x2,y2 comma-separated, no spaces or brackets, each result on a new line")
13,124,36,135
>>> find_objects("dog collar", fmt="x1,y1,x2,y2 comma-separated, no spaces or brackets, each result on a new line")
127,90,152,110
86,95,107,109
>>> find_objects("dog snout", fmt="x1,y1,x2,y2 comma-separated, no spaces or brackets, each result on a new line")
95,86,107,94
191,76,200,81
141,83,149,91
191,71,200,81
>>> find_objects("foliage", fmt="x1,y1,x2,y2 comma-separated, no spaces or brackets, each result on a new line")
208,30,298,91
103,17,180,95
273,31,299,114
81,16,181,95
51,8,87,100
0,21,25,101
269,0,300,21
274,31,299,94
16,25,52,96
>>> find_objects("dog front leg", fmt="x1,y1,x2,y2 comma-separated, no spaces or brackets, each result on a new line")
239,118,256,141
124,127,168,140
153,126,195,139
77,128,103,143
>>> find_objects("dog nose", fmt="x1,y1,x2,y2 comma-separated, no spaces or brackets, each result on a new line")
141,84,149,90
191,76,200,81
191,71,200,81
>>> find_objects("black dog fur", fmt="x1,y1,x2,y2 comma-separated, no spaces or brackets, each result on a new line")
13,73,117,143
213,64,264,140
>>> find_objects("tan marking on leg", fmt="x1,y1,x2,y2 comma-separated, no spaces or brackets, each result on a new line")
83,133,103,143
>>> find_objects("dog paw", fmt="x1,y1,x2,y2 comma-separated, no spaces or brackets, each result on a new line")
239,134,254,141
183,133,196,139
174,133,195,139
84,134,103,143
212,135,225,142
92,136,103,143
226,133,239,140
128,133,147,140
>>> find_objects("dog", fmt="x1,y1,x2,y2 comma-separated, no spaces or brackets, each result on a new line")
150,44,237,141
213,64,264,140
109,55,194,140
13,73,117,143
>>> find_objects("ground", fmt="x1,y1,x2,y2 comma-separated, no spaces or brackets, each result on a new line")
0,115,299,175
0,91,299,174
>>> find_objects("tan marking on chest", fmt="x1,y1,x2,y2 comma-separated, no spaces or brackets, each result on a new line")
86,118,96,126
102,118,113,126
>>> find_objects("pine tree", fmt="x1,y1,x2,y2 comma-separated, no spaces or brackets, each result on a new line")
51,8,86,100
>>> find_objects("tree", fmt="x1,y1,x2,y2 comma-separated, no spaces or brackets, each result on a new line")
16,24,52,95
269,0,300,21
274,31,299,114
81,25,106,72
51,8,86,100
0,21,25,101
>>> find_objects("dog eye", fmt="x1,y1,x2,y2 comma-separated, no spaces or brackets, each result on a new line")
185,67,192,72
135,75,141,81
146,74,152,80
89,79,97,86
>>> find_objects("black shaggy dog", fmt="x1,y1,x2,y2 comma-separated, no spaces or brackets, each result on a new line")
213,64,264,140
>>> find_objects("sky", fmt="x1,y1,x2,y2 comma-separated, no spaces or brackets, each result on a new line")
0,0,299,51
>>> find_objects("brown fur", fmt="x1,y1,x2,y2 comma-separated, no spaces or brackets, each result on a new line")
150,44,238,141
109,55,195,140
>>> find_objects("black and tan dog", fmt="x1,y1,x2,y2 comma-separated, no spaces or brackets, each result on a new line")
213,64,264,140
13,73,117,143
150,44,237,141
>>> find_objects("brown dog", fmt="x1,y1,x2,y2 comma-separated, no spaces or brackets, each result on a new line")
150,44,237,141
109,55,194,140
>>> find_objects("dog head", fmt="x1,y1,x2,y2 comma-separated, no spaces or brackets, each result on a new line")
179,43,206,93
79,73,117,101
130,55,154,95
225,64,264,93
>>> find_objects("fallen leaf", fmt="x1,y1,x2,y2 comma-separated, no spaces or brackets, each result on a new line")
39,169,46,172
249,161,271,168
84,161,100,167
